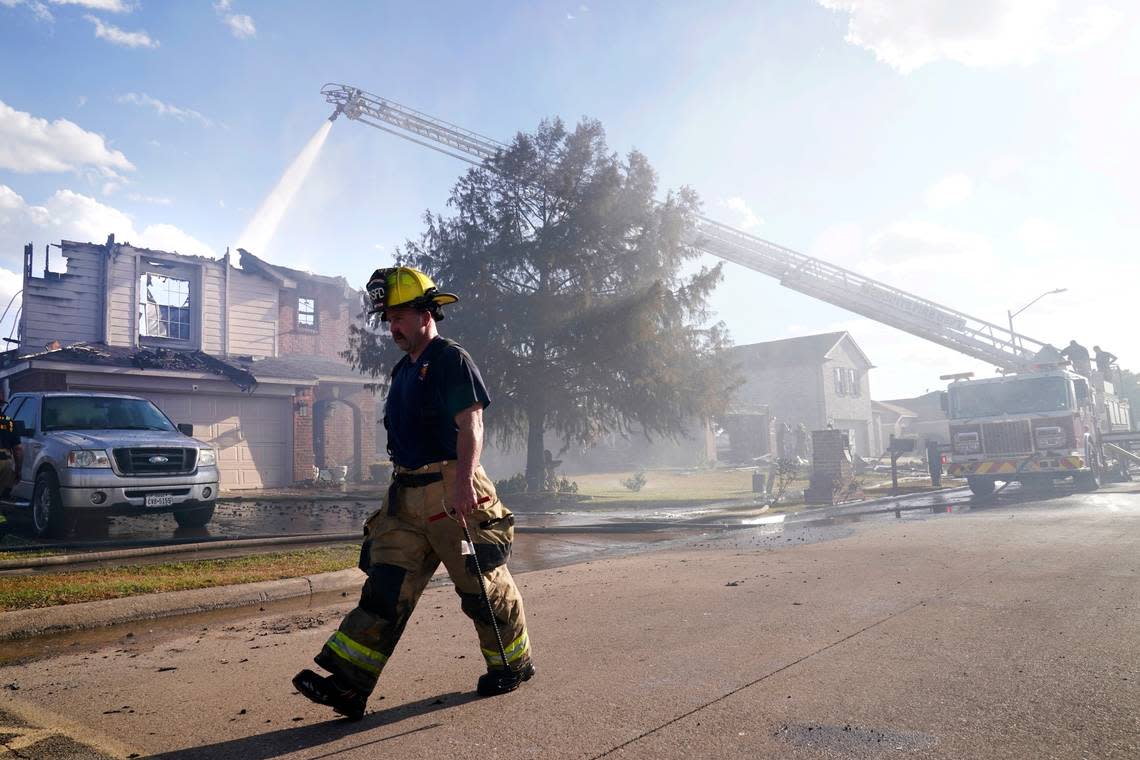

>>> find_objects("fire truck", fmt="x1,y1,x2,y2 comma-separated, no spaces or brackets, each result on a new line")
943,365,1136,495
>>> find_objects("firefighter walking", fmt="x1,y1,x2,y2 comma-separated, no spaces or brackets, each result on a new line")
293,267,534,720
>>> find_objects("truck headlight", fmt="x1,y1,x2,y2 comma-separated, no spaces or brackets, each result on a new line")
953,432,980,454
1034,426,1064,449
197,449,217,467
67,449,111,468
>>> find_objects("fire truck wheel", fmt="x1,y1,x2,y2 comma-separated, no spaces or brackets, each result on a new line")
967,476,995,496
1076,444,1102,492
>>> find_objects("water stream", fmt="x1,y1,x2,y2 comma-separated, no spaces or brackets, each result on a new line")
235,120,333,257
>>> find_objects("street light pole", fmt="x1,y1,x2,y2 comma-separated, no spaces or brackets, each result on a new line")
1008,288,1068,349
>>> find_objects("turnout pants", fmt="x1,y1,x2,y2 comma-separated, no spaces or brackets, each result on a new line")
314,461,531,695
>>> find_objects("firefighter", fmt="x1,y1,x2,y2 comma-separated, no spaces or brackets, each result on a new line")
1060,340,1091,376
293,267,533,720
1093,346,1117,374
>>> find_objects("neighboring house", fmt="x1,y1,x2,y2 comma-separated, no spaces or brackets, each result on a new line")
876,390,950,450
871,400,918,456
0,237,375,490
727,332,875,456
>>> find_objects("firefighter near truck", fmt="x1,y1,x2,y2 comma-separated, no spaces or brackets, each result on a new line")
943,364,1136,496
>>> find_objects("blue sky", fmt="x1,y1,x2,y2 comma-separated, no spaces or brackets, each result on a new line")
1,0,1137,398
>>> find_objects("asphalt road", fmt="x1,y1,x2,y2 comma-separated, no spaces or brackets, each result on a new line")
1,483,1137,759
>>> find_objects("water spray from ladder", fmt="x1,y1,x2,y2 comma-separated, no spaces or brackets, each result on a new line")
235,120,333,258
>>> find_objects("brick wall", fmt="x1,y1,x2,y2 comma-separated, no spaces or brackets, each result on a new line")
292,386,315,483
277,283,355,361
314,384,376,481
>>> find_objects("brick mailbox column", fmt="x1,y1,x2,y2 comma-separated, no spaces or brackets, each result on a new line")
804,429,864,506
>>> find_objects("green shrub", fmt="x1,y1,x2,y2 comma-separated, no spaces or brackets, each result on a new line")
495,473,528,495
621,470,647,492
554,476,578,494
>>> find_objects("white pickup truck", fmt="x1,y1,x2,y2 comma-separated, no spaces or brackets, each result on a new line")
0,392,219,538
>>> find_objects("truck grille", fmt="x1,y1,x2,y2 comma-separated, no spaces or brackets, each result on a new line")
113,448,196,476
982,421,1032,455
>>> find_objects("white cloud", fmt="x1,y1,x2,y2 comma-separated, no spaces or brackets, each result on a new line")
127,192,173,206
50,0,131,11
1015,217,1063,254
0,99,133,176
85,14,157,47
117,93,212,127
865,219,993,275
223,13,255,38
720,196,763,230
214,0,255,38
818,0,1123,73
2,0,54,22
923,172,974,210
0,185,214,262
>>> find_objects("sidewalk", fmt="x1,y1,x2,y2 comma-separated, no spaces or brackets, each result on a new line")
1,491,1136,759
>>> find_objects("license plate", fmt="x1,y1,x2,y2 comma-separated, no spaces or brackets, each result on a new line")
145,493,175,508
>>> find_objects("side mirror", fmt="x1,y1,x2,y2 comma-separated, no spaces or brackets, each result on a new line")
939,392,949,413
11,420,27,437
177,423,194,436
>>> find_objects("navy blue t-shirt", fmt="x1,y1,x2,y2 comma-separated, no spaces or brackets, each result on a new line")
384,337,491,469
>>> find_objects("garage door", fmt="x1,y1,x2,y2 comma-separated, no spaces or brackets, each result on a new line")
146,393,292,490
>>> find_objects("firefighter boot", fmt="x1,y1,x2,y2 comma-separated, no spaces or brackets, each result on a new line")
476,658,536,697
292,669,368,720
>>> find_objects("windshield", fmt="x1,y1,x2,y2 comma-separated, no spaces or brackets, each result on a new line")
949,376,1071,419
42,397,177,432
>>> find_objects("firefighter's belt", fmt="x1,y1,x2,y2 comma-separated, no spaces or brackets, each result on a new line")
393,472,443,488
387,471,444,515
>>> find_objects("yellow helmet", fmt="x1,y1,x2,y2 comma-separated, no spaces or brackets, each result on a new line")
363,266,458,326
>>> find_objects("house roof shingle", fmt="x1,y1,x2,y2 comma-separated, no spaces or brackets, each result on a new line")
730,332,872,368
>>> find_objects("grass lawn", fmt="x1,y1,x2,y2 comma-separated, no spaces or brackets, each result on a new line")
570,467,762,502
0,545,358,611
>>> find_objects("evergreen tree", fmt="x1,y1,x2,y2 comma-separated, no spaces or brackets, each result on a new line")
346,118,737,488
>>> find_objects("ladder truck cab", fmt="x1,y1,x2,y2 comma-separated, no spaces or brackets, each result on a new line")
943,364,1133,496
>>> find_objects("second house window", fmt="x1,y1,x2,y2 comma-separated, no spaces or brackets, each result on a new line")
298,297,316,327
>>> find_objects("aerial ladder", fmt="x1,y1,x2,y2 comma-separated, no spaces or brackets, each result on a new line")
321,83,1050,372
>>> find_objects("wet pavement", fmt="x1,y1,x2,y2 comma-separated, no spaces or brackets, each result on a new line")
1,482,1136,759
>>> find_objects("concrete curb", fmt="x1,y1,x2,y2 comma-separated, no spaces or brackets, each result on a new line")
0,568,363,641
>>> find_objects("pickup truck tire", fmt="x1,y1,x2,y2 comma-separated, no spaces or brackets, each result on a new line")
967,476,996,496
173,503,215,529
32,470,75,539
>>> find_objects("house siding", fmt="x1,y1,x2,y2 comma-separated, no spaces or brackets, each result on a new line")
820,338,874,454
227,269,278,358
201,262,226,354
21,242,105,352
732,360,825,430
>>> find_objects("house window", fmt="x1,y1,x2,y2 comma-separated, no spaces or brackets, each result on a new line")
139,273,191,341
298,297,316,328
833,367,861,397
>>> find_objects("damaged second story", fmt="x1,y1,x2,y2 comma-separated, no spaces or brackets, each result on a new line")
18,236,359,362
4,237,377,490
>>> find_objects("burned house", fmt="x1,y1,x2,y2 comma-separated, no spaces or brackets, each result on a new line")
723,332,874,461
0,237,376,490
